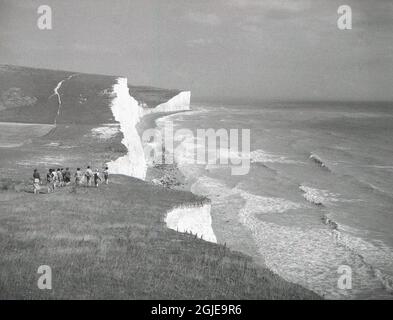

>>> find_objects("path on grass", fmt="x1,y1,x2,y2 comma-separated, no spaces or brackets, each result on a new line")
50,74,77,125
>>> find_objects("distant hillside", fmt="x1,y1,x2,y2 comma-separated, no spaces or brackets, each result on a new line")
0,65,73,123
129,85,181,108
0,65,183,124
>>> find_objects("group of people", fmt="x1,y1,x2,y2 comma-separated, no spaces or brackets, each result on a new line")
32,166,109,194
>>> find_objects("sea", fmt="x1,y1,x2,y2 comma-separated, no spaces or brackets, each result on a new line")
154,101,393,299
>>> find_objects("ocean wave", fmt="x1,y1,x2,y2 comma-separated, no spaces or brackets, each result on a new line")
250,149,299,164
322,215,339,230
180,107,210,116
233,188,303,214
300,186,325,206
299,185,341,206
309,153,331,171
155,107,209,127
359,180,392,197
197,148,299,169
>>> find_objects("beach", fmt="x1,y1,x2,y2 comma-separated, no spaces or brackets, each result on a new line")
138,112,192,191
138,110,267,267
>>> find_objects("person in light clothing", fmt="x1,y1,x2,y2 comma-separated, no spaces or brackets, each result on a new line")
75,168,83,186
57,168,63,187
33,169,41,195
85,166,93,187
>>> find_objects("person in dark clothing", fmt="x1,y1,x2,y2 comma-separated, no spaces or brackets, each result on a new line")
64,168,71,185
93,169,101,188
103,167,109,185
47,169,54,193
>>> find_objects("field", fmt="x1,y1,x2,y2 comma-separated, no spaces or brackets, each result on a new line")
0,122,54,148
0,65,320,299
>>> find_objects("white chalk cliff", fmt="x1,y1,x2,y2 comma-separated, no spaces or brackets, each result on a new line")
107,77,147,180
144,91,191,114
107,78,216,244
165,203,217,243
108,79,191,180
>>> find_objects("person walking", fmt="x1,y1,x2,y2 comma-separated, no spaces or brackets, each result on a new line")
103,167,109,185
33,169,41,195
75,168,83,186
85,166,93,187
46,169,54,193
57,168,63,187
64,168,71,185
51,169,58,191
93,169,101,188
61,168,66,184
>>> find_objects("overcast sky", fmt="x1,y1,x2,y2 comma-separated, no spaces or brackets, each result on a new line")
1,0,392,101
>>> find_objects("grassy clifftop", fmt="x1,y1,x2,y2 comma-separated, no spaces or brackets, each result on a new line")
129,85,181,108
0,65,183,123
0,65,72,123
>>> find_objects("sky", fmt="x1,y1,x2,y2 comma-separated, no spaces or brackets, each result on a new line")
0,0,392,102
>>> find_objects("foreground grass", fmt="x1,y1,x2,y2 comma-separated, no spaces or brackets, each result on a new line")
0,176,320,300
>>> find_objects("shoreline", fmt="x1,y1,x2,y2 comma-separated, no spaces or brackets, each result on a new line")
137,109,269,267
137,111,193,192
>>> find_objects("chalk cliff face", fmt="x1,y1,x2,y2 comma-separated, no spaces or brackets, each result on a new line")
107,77,147,180
165,203,217,243
107,79,191,180
107,79,192,180
144,91,191,114
82,76,217,245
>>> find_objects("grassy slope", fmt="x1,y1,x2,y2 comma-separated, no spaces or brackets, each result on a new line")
129,85,181,109
0,65,72,124
0,65,320,299
0,176,319,299
0,65,181,119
